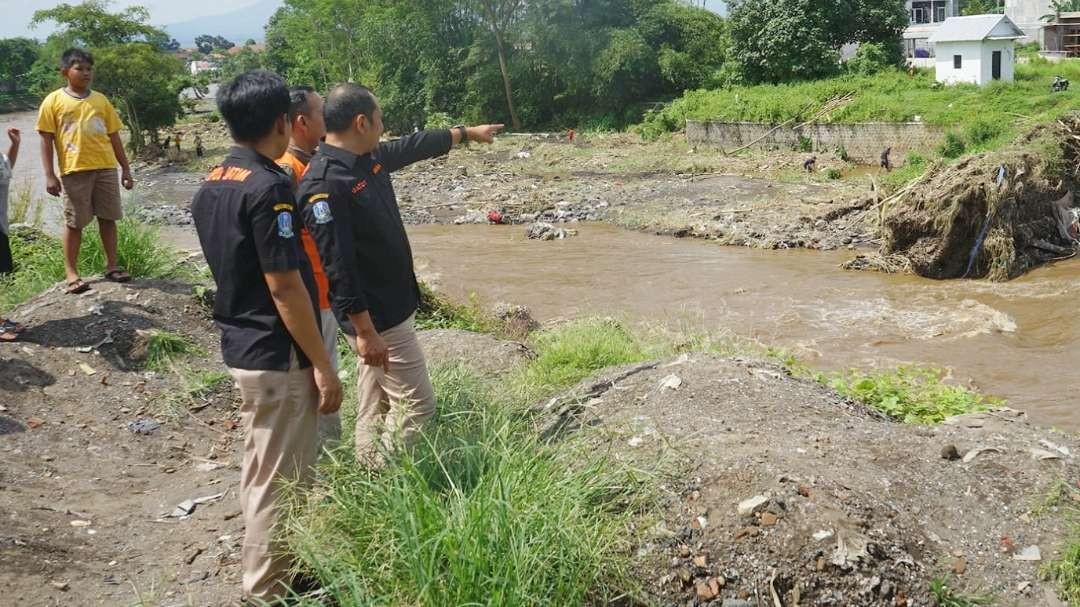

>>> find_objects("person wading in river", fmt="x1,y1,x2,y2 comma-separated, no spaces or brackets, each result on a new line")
298,83,502,465
191,70,342,602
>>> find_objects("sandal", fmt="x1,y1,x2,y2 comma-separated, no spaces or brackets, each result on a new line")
0,328,15,342
104,268,131,283
66,278,91,294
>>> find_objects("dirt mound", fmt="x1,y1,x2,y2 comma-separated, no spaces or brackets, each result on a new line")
419,329,533,375
0,279,245,606
540,355,1077,606
874,119,1080,280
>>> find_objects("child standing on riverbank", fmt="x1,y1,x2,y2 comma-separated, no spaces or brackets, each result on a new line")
36,48,135,295
1,127,24,341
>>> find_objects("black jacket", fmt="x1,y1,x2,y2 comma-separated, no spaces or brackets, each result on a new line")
192,146,318,370
298,130,452,334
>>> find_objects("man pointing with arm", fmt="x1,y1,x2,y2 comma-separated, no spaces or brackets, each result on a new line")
299,83,501,465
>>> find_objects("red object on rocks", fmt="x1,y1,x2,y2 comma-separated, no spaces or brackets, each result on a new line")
487,210,504,224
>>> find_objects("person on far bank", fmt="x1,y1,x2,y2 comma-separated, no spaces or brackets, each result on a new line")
299,82,502,465
275,85,341,449
191,70,342,602
1,127,25,342
36,48,134,295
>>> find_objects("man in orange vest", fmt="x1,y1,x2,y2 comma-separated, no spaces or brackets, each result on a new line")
276,86,339,448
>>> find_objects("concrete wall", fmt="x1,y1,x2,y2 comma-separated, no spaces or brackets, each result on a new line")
935,40,1015,85
935,40,985,84
685,121,944,165
1005,0,1052,43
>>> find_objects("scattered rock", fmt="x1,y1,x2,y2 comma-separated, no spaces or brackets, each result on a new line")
49,581,69,591
1014,546,1042,561
736,495,769,516
526,222,577,240
127,418,162,435
760,512,779,526
940,444,960,460
962,446,1003,463
659,374,683,391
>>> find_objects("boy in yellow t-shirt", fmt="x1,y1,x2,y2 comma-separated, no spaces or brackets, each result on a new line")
37,48,135,294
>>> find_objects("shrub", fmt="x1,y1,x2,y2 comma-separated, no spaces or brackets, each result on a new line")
938,131,967,158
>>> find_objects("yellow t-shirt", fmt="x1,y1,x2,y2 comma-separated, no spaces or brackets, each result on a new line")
36,89,123,176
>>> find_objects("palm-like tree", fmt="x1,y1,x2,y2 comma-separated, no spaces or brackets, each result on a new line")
1042,0,1080,23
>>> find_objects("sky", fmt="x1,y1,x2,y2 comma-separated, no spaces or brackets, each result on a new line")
1,0,727,40
0,0,262,38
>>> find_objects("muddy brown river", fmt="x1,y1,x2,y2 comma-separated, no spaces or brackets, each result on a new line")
3,111,1076,431
411,223,1079,431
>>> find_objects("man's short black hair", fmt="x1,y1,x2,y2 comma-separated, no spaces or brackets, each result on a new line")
323,83,378,133
288,86,316,121
61,48,93,69
217,70,290,143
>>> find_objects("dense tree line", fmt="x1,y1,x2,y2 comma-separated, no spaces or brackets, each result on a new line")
264,0,728,132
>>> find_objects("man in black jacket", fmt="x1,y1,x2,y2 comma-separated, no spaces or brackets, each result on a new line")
299,83,501,464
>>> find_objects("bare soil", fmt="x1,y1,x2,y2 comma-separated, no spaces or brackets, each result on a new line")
540,355,1078,607
0,279,246,607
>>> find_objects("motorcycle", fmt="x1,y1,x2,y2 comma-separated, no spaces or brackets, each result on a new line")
1051,75,1070,93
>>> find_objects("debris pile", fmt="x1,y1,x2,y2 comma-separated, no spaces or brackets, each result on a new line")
873,117,1080,280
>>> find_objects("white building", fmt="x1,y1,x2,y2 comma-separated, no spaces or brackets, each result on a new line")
928,14,1025,85
904,1,1051,58
189,60,218,76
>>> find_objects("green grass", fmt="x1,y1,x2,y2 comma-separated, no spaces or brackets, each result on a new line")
824,366,999,424
284,363,653,606
1043,531,1080,604
0,219,189,310
640,62,1080,148
415,281,499,335
1040,483,1080,604
144,330,204,372
511,319,657,401
930,577,994,606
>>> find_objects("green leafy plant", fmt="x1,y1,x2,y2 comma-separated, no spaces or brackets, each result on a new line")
938,131,967,159
827,366,999,424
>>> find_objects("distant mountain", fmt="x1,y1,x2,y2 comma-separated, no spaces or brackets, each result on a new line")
165,0,282,47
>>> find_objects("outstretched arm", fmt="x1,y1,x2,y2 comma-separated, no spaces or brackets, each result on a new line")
378,124,504,172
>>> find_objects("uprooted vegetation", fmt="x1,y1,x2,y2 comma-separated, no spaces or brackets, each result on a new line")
848,115,1080,280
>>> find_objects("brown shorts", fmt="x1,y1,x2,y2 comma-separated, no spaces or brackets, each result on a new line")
61,169,122,230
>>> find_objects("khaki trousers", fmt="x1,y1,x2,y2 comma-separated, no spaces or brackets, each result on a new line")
229,359,319,601
349,313,436,464
318,308,342,449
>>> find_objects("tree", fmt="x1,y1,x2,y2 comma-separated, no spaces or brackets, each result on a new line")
962,0,1004,15
159,37,181,52
1042,0,1080,22
195,34,235,53
244,38,257,46
477,0,524,130
0,38,41,92
93,43,186,153
31,1,167,48
726,0,906,84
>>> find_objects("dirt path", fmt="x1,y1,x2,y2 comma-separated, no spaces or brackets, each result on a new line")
0,280,245,606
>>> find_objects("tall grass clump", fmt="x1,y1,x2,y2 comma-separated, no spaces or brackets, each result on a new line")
825,366,999,424
144,330,204,371
514,319,659,401
0,219,187,309
286,364,651,606
415,281,498,335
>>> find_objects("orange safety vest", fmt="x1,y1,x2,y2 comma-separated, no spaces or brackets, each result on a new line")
276,150,331,311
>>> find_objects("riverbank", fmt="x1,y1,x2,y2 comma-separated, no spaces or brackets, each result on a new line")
4,258,1077,605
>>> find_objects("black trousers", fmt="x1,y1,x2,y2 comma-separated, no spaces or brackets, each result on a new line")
0,230,12,275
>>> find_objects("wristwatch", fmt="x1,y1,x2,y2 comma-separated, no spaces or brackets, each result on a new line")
452,124,469,147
